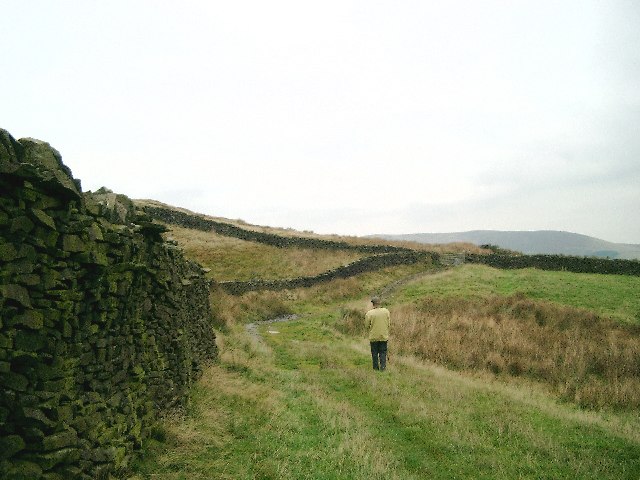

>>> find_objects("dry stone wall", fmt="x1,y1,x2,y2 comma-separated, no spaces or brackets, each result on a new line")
466,253,640,276
143,205,413,254
143,204,441,294
219,251,435,295
0,129,217,479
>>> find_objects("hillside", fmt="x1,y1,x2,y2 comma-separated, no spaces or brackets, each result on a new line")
372,230,640,259
128,204,640,479
136,199,487,254
6,128,638,479
131,262,640,479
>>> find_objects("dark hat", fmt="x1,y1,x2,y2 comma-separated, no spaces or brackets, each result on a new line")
371,296,381,305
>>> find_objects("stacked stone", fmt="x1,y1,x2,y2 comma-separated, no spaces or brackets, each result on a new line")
0,129,217,479
143,205,413,254
465,253,640,276
219,250,435,295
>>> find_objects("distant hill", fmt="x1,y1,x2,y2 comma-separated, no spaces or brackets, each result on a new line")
371,230,640,260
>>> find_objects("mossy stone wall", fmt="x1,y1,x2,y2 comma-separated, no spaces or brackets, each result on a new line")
466,253,640,276
142,204,439,294
0,129,217,479
218,251,435,295
143,205,413,254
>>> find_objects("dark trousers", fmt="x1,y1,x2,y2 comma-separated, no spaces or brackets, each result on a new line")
370,341,388,371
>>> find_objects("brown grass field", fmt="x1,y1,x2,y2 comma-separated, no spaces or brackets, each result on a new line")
339,284,640,411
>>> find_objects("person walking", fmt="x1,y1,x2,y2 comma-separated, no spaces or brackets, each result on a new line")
365,296,390,371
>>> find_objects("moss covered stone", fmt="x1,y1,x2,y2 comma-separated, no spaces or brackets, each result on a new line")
41,430,78,451
30,209,56,230
60,235,87,253
1,284,32,308
0,242,18,262
1,127,218,478
10,216,35,234
0,333,13,349
14,330,46,352
0,435,26,459
25,448,81,471
0,210,9,227
15,274,41,287
10,310,44,330
3,459,43,479
1,371,29,392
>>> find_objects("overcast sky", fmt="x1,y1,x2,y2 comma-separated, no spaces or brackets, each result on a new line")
2,1,639,243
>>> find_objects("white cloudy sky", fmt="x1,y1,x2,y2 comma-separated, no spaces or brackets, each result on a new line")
2,1,639,243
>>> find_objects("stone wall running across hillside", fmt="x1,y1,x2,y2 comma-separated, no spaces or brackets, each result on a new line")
0,129,217,479
219,251,435,295
143,205,412,254
142,204,439,294
466,253,640,276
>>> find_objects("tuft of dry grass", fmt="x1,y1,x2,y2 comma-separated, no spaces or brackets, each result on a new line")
372,294,640,410
209,287,293,328
337,307,368,337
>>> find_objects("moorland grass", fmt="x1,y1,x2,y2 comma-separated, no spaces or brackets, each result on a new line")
339,265,640,410
387,298,639,410
131,316,640,479
166,225,365,281
395,264,640,324
132,223,640,478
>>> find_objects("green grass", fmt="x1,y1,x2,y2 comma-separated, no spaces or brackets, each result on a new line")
129,230,640,479
396,264,640,324
130,315,640,479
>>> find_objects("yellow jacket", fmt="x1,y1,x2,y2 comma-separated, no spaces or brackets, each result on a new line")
365,307,390,341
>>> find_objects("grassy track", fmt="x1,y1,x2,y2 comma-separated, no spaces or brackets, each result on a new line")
130,313,640,479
